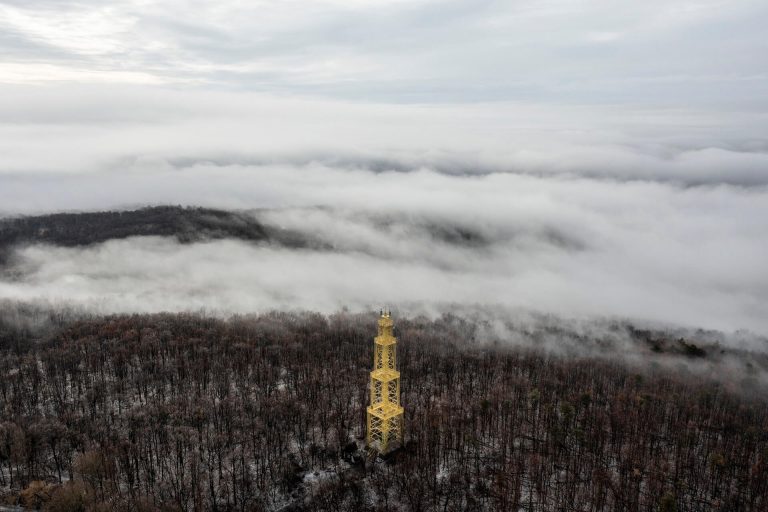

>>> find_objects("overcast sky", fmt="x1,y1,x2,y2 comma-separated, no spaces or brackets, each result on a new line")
1,0,767,105
0,0,766,186
0,1,767,334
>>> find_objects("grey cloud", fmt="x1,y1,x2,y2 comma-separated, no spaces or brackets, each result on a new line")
0,26,71,60
1,0,766,104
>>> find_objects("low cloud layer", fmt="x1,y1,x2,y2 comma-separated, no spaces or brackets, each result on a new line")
0,0,766,374
0,85,766,335
2,166,767,335
1,86,768,195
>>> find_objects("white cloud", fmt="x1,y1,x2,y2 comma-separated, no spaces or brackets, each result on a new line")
0,85,766,186
2,167,767,334
0,62,176,85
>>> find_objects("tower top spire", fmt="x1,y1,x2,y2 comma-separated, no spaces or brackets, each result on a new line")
377,309,394,336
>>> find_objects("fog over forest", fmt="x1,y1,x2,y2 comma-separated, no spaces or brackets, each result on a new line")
1,89,767,336
2,2,768,510
1,0,767,338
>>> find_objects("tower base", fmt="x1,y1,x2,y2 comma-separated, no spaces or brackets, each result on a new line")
366,402,404,454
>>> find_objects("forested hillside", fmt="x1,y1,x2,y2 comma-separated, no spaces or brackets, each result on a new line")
0,206,314,265
1,312,766,511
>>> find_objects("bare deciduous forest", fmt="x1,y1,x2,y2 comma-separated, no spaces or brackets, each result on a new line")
0,206,317,266
1,311,766,511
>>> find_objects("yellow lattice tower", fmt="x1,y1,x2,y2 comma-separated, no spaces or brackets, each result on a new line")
366,309,404,454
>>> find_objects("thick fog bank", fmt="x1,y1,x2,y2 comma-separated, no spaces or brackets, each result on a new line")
1,167,766,335
0,88,766,336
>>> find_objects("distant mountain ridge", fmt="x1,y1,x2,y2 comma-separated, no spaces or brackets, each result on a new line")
0,206,310,264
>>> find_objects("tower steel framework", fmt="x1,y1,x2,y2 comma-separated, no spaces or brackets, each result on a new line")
366,310,404,454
